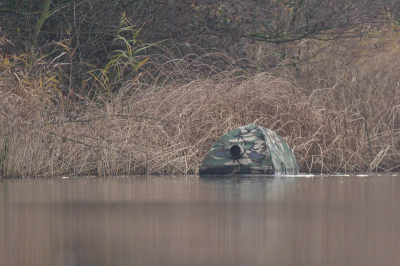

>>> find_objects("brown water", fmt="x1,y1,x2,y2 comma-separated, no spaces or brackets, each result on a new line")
1,175,400,266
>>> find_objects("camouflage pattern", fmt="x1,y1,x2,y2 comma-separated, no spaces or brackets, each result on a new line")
199,124,299,175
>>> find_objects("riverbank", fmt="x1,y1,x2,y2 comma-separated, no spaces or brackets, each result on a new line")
1,30,399,177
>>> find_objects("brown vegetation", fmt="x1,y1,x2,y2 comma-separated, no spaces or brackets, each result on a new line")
1,24,400,177
1,1,399,177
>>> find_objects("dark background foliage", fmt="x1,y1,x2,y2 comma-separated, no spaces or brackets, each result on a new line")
0,0,399,94
2,0,397,50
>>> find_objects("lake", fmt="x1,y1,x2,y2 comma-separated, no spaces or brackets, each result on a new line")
1,174,400,266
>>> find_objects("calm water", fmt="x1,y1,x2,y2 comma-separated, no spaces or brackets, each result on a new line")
1,175,400,266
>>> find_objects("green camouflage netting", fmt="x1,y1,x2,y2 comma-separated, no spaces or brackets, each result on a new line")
199,124,299,175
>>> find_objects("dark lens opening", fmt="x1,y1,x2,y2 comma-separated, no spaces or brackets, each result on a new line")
230,145,242,158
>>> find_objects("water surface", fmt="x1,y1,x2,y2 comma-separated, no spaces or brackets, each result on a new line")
1,175,400,266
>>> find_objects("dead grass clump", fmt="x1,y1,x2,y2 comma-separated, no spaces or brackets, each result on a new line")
290,24,400,172
1,67,399,177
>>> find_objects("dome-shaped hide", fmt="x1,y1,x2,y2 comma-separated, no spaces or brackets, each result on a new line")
199,124,299,175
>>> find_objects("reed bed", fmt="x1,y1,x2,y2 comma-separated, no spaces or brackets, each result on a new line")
1,73,399,177
1,35,399,177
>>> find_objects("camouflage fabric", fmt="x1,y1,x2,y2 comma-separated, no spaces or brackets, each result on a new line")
199,124,299,175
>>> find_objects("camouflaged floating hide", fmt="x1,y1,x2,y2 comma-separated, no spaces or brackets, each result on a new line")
199,124,299,175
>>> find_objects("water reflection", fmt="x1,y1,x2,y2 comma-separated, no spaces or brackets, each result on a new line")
1,175,400,266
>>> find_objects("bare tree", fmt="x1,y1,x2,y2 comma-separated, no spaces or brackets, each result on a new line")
246,0,395,43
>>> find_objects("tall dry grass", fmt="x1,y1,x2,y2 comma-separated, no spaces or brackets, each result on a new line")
1,29,399,177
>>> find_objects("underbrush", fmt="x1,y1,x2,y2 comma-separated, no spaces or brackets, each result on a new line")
1,29,399,177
